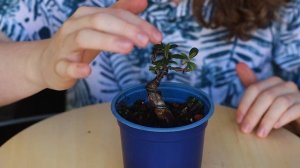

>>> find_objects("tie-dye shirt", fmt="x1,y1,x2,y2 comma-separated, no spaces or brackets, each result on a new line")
1,0,300,109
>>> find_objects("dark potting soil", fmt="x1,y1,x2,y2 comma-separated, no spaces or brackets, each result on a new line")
117,97,206,128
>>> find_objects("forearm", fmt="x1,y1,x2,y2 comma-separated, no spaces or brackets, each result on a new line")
0,40,48,106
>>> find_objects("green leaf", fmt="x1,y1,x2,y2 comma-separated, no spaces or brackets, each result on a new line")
169,60,178,65
162,58,169,66
180,53,189,60
155,61,164,68
182,59,188,65
164,44,170,59
186,62,197,71
149,66,156,72
189,48,199,59
169,44,178,49
171,54,187,59
154,43,164,50
153,59,166,70
152,60,162,65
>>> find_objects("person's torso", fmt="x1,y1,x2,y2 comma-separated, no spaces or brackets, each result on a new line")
0,0,278,108
68,0,276,109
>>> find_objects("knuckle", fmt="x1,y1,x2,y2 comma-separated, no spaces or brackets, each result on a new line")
247,84,260,95
75,6,90,15
261,90,275,100
114,8,128,15
60,19,74,35
90,13,107,26
121,23,140,36
275,96,293,106
284,81,298,91
90,13,117,30
74,30,87,48
138,20,150,29
113,38,134,52
128,25,140,35
269,76,282,83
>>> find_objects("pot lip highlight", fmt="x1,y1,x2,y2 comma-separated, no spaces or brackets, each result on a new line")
111,82,214,133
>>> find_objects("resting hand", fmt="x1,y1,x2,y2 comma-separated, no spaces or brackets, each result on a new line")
236,63,300,138
36,0,162,90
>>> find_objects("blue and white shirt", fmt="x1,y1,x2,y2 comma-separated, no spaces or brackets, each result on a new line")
1,0,300,109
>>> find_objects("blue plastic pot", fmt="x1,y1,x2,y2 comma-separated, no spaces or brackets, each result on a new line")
111,83,214,168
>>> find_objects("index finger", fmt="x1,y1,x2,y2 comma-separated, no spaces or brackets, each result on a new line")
69,6,162,44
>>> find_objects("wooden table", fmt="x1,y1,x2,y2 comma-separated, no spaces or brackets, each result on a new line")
0,103,299,168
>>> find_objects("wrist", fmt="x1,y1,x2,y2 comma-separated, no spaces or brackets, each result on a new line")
26,39,50,90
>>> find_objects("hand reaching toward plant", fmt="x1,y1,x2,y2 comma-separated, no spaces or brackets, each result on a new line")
39,0,162,90
236,63,300,137
0,0,162,106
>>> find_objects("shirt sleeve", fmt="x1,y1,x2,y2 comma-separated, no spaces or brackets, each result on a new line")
273,0,300,86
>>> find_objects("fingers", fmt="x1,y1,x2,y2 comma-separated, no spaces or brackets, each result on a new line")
56,60,91,80
236,62,257,87
44,1,157,91
62,8,161,47
65,29,134,54
256,93,297,137
239,79,299,137
113,9,162,44
235,63,300,137
71,6,106,18
236,62,258,123
237,77,282,123
274,103,300,129
240,80,296,133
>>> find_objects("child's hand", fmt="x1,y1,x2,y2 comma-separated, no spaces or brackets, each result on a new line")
37,0,162,90
236,63,300,138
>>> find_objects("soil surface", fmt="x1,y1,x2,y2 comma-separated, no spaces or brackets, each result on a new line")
117,97,206,128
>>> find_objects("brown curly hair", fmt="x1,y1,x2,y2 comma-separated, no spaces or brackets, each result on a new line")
193,0,290,40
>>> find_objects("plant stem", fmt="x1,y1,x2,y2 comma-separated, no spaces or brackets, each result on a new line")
145,43,199,125
146,66,175,125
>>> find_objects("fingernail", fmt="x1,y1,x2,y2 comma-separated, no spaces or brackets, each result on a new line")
242,124,252,133
274,122,281,129
237,116,243,124
76,64,90,78
257,128,267,138
117,40,132,50
153,31,162,42
237,112,243,124
137,33,149,44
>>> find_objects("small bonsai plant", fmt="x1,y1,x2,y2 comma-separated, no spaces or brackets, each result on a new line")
118,43,205,127
112,43,214,168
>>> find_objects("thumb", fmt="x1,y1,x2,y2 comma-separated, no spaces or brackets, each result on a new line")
56,60,91,80
236,62,257,87
112,0,148,14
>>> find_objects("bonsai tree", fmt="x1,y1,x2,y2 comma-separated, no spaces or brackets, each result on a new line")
146,43,200,126
118,43,203,127
112,43,214,168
